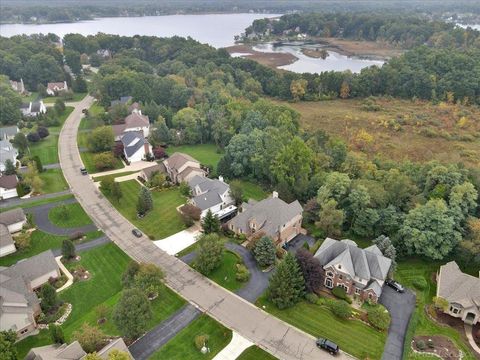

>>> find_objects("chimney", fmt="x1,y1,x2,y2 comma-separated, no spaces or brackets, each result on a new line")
272,191,278,198
219,175,224,182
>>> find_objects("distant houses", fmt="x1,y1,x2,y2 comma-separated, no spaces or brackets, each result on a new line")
0,125,19,141
0,138,18,172
10,78,26,94
20,101,47,117
0,174,19,200
188,175,236,219
46,81,68,96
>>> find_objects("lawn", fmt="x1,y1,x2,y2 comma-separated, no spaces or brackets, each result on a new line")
149,314,232,360
48,202,93,228
237,346,278,360
256,295,386,360
28,133,59,165
166,143,223,171
237,180,269,201
103,180,186,239
0,194,74,212
395,259,477,360
43,92,87,103
39,168,69,194
207,250,244,292
92,171,136,183
80,151,125,174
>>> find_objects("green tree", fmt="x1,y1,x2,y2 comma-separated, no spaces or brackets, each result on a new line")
253,236,276,268
136,186,153,215
40,283,57,311
23,161,43,194
315,199,344,237
0,330,17,360
122,261,140,288
317,172,351,205
73,323,107,353
100,177,114,195
134,263,164,298
61,239,76,259
113,288,152,340
108,350,131,360
195,233,224,275
3,159,16,175
201,209,220,234
88,126,114,153
111,181,123,203
267,253,305,309
83,354,102,360
448,182,478,227
93,152,117,171
54,99,66,114
49,324,65,344
24,53,64,89
367,305,391,330
12,132,28,155
373,235,397,273
229,180,244,205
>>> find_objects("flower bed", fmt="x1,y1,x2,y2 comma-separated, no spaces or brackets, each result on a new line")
412,335,460,360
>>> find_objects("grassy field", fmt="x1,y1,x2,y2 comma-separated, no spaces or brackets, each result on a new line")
166,144,223,170
80,151,125,174
282,98,480,168
256,295,386,360
237,346,278,360
149,315,232,360
48,202,93,228
28,133,59,165
103,180,186,239
237,180,269,201
0,194,74,212
39,168,69,194
207,250,244,292
92,171,136,183
43,92,87,103
395,259,477,360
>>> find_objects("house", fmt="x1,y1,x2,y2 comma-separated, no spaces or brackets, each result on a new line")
436,261,480,325
314,238,392,303
21,101,47,117
110,96,132,108
163,152,207,184
139,163,167,182
0,250,60,337
112,111,150,141
26,338,132,360
46,81,68,96
121,132,152,163
0,126,19,141
0,224,16,257
188,175,236,219
10,78,26,94
0,207,27,233
0,139,18,172
228,192,303,245
128,102,141,113
0,175,19,199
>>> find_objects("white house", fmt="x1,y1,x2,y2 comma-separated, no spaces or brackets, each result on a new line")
10,79,26,94
0,224,16,257
0,208,27,233
112,111,150,141
20,101,47,117
46,81,68,96
0,175,19,199
188,175,236,219
0,140,18,172
121,132,152,163
0,126,19,141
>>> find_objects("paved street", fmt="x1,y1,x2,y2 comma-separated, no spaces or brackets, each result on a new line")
58,96,354,360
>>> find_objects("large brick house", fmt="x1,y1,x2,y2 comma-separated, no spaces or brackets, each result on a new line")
163,152,207,184
314,238,392,303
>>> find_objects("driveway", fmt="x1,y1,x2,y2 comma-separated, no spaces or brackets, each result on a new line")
379,286,416,360
51,236,110,257
153,225,201,254
129,304,201,360
287,234,316,254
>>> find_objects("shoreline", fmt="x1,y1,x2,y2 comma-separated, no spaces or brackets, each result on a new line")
225,44,298,68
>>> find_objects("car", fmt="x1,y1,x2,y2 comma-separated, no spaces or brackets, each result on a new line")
80,167,88,175
132,229,143,238
386,279,405,293
316,338,339,355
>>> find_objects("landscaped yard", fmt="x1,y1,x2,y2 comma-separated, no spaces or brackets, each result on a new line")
166,144,223,171
256,295,387,360
237,180,269,201
39,168,69,194
48,202,93,228
80,151,125,174
206,250,244,292
42,92,87,103
149,314,232,360
237,346,278,360
102,180,186,239
92,171,136,183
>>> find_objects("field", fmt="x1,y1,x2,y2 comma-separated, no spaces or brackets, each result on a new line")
42,92,88,103
149,315,232,360
256,295,387,360
237,346,278,360
102,180,186,239
39,168,68,194
48,202,93,228
166,143,223,170
282,98,480,167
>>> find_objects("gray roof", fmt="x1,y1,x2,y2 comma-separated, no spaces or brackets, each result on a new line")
0,224,14,248
165,152,199,171
189,176,231,210
0,140,18,165
141,163,166,180
229,196,303,239
121,131,148,158
0,250,58,284
110,96,132,107
26,341,86,360
0,208,26,226
0,126,18,139
30,101,43,113
0,175,18,190
192,191,223,211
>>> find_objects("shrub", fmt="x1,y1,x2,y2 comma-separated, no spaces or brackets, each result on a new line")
93,152,117,171
412,277,428,290
180,213,194,227
427,339,434,348
69,231,85,241
27,132,40,142
49,324,65,344
194,334,209,350
367,305,391,331
181,204,201,221
37,126,49,139
95,304,109,321
332,286,352,303
416,340,426,351
330,300,352,319
305,293,319,304
235,264,250,282
16,181,31,197
15,233,30,250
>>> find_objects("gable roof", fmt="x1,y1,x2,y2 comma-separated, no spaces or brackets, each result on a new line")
0,175,18,190
0,224,14,249
0,126,19,139
437,261,480,311
1,250,58,284
0,208,26,226
125,112,149,128
30,101,44,113
121,131,148,158
26,341,86,360
189,176,231,211
47,82,66,91
141,163,166,180
165,152,198,171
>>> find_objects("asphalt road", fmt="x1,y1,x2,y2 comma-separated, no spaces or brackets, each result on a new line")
58,96,354,360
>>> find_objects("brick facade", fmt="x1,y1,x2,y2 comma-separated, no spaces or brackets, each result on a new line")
322,266,379,303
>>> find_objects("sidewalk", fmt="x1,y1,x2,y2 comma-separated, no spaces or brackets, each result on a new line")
55,256,74,292
213,332,253,360
464,324,480,356
89,161,154,178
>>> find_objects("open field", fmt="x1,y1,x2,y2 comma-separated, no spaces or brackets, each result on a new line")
39,168,68,194
237,346,278,360
48,202,93,228
149,314,232,360
166,143,223,170
102,180,186,239
282,98,480,167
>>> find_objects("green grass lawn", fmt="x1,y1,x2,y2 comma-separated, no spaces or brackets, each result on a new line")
237,180,269,201
395,259,477,360
39,168,69,194
103,180,186,239
256,295,386,360
43,92,87,103
28,133,59,165
48,202,93,228
149,314,232,360
237,346,278,360
92,171,136,183
80,151,125,174
0,194,74,212
166,144,223,171
206,250,244,292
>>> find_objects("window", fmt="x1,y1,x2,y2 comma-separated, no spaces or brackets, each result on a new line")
450,306,461,315
368,293,374,300
339,284,349,292
338,264,342,270
20,328,28,334
326,271,333,277
339,275,343,280
355,287,361,295
230,224,234,230
325,278,333,289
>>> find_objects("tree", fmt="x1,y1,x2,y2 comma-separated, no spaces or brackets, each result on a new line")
195,233,224,275
330,300,352,319
27,132,40,143
295,248,323,293
100,177,114,195
137,186,153,216
134,263,164,298
3,159,16,175
111,181,123,203
32,155,43,173
317,172,351,205
40,283,57,311
0,330,17,360
61,239,76,259
23,161,43,194
54,99,66,114
108,350,131,360
73,323,107,353
315,199,344,237
290,79,308,101
12,132,28,155
152,146,166,159
37,126,49,139
367,305,391,330
340,81,350,99
88,126,114,153
113,142,124,158
229,180,244,205
373,235,397,272
201,209,220,234
267,253,305,309
253,236,276,268
93,152,117,171
49,324,65,344
399,199,461,260
448,182,478,227
180,204,201,221
122,261,140,288
73,76,88,93
84,354,102,360
113,288,152,340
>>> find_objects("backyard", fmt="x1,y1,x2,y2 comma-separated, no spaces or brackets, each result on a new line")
166,144,223,171
237,180,269,201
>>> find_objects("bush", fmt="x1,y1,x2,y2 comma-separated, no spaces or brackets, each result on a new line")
235,264,250,282
181,204,202,221
27,132,40,142
37,126,49,139
332,286,352,303
305,293,319,304
330,300,352,319
412,277,428,290
49,324,65,344
16,182,31,197
69,231,85,241
15,233,31,250
194,334,209,350
416,340,426,351
367,305,391,331
93,152,117,171
427,339,434,348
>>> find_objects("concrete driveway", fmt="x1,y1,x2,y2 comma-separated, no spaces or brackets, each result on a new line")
379,286,416,360
153,225,201,254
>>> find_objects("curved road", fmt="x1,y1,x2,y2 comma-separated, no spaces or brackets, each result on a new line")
59,96,354,360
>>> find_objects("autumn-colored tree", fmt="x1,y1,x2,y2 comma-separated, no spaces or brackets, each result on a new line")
340,81,350,99
290,79,308,101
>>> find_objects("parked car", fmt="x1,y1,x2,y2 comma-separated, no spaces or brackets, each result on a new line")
316,338,339,355
80,167,88,175
132,229,143,238
386,279,405,293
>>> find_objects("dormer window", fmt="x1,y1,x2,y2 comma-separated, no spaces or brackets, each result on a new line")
338,264,342,269
326,271,333,278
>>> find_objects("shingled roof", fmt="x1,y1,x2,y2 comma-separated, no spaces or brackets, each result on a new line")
0,208,26,226
0,175,18,190
121,131,148,158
